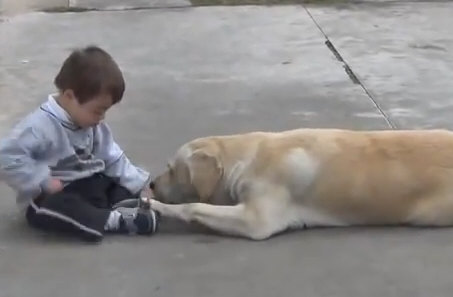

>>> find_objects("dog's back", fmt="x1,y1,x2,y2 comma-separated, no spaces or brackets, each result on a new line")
246,129,453,226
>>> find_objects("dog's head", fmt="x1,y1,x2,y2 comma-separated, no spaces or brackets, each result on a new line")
152,139,223,204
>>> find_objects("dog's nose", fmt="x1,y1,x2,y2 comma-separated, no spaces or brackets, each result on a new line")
149,181,155,190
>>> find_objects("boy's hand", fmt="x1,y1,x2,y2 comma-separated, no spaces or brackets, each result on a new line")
140,186,154,199
46,178,63,194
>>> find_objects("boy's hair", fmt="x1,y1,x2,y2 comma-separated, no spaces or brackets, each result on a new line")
54,45,125,105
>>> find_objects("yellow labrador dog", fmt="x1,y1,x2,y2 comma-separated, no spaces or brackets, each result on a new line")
150,128,453,240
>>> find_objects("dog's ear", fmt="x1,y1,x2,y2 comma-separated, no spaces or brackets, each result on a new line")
187,147,222,203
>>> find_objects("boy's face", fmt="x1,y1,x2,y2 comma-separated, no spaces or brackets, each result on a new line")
62,90,114,128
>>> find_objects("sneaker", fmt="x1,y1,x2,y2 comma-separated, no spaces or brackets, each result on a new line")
114,206,160,235
112,198,141,209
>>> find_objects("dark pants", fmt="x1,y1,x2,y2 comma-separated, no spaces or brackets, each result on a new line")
26,174,138,242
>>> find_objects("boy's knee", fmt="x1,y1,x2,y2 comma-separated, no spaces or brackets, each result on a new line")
40,192,81,212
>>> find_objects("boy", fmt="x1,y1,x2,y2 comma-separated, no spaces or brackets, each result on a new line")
0,45,160,242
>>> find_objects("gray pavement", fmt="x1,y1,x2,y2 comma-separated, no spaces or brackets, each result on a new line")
308,1,453,129
1,2,453,297
72,0,191,9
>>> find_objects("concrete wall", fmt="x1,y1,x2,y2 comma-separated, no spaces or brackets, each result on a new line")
1,0,69,15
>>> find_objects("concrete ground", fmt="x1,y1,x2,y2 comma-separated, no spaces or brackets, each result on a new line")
1,1,453,297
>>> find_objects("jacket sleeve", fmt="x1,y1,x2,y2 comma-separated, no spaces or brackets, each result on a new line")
0,125,52,197
94,124,150,195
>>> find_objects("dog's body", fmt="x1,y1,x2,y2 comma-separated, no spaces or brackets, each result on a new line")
151,128,453,240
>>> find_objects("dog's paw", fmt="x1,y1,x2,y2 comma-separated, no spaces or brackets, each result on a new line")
148,198,162,210
148,199,189,221
149,198,173,216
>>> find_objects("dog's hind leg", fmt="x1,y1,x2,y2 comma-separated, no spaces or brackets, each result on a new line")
405,193,453,227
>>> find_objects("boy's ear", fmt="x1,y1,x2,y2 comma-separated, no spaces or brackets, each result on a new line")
61,89,76,101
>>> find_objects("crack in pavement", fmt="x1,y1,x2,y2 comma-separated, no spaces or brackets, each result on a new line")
302,4,397,129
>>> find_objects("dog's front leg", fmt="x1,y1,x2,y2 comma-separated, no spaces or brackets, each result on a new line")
150,199,272,240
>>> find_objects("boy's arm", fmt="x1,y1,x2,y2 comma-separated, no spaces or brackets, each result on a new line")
95,124,151,196
0,126,52,197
